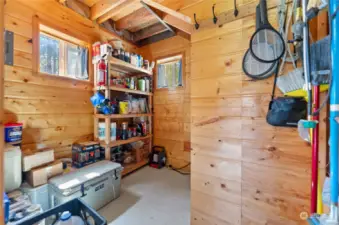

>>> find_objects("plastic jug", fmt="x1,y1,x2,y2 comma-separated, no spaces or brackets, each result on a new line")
55,211,85,225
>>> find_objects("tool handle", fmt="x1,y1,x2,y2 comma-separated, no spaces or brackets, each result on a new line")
260,0,269,25
256,4,261,29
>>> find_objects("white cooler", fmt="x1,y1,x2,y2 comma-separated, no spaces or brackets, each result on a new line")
48,160,122,210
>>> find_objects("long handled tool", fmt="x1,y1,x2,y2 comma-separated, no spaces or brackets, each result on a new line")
308,0,339,224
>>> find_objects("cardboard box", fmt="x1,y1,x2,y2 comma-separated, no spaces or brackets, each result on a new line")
22,149,54,172
72,141,100,168
25,161,63,187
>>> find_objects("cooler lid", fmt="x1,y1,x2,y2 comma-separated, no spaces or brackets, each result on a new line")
49,161,122,191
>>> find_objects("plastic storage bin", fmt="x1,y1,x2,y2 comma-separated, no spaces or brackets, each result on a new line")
20,183,50,212
15,198,106,225
4,146,22,192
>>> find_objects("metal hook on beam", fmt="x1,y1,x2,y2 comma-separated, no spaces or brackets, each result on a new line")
212,4,218,24
194,13,200,30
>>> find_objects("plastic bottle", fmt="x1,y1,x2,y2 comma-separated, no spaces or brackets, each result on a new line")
55,211,85,225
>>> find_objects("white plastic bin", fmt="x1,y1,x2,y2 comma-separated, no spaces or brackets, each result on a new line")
4,146,22,192
21,182,50,212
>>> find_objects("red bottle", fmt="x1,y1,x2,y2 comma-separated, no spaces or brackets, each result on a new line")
97,59,106,86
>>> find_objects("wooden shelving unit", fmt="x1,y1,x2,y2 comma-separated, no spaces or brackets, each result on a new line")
122,160,149,176
109,57,153,76
93,56,153,175
94,86,153,96
95,113,152,119
100,135,152,147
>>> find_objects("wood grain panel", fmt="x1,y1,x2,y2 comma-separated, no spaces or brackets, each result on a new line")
4,114,93,129
4,2,97,159
21,134,93,151
5,14,32,38
140,35,191,166
186,0,313,224
4,98,92,115
192,137,241,160
191,172,241,204
191,209,233,225
4,81,92,101
191,153,241,182
5,66,92,90
192,117,242,139
242,140,311,171
242,185,309,225
22,126,93,145
191,190,241,225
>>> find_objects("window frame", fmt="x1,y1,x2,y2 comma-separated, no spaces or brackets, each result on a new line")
155,52,185,91
32,16,92,82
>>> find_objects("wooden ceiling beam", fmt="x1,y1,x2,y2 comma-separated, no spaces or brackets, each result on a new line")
114,7,155,31
60,0,91,18
140,0,174,33
97,0,138,24
140,0,193,36
136,30,175,47
91,0,126,20
133,22,167,42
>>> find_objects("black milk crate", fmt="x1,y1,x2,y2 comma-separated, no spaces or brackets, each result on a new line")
16,198,107,225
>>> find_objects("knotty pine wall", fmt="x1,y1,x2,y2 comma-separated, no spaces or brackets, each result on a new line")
162,0,327,224
4,0,137,158
140,36,191,169
189,15,310,225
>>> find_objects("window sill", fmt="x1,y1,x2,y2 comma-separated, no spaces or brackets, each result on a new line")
37,72,91,83
155,86,185,92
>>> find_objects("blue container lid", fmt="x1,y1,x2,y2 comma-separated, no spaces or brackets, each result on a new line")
60,211,72,221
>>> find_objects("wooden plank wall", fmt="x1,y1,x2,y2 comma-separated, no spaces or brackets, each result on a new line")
0,0,5,221
189,13,311,225
160,0,326,224
140,36,191,169
3,1,137,158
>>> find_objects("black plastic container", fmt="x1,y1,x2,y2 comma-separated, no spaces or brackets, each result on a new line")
16,198,107,225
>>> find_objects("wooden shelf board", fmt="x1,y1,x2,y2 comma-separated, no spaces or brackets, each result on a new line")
94,86,153,96
95,113,152,118
122,160,149,176
100,135,152,147
109,57,153,76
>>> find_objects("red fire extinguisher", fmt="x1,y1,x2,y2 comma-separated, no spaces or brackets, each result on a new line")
97,59,106,86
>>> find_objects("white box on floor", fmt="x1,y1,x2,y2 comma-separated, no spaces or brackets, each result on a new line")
20,182,50,212
48,160,122,210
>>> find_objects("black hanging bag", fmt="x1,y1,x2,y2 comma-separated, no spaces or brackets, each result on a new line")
266,63,307,127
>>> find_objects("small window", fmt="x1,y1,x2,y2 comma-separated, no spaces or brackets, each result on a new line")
34,19,89,81
156,55,183,89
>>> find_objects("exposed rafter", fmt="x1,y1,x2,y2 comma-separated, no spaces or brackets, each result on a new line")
136,30,175,46
97,0,138,24
59,0,91,18
140,0,193,35
91,0,126,20
133,22,167,42
114,7,157,31
141,0,174,34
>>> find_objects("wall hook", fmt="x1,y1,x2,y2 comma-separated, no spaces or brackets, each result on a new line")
212,4,218,24
194,13,200,30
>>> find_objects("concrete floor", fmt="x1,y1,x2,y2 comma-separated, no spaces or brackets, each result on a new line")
99,166,190,225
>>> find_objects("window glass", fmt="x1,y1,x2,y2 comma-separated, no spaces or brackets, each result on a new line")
66,43,89,80
39,31,88,80
39,34,60,75
157,56,182,89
